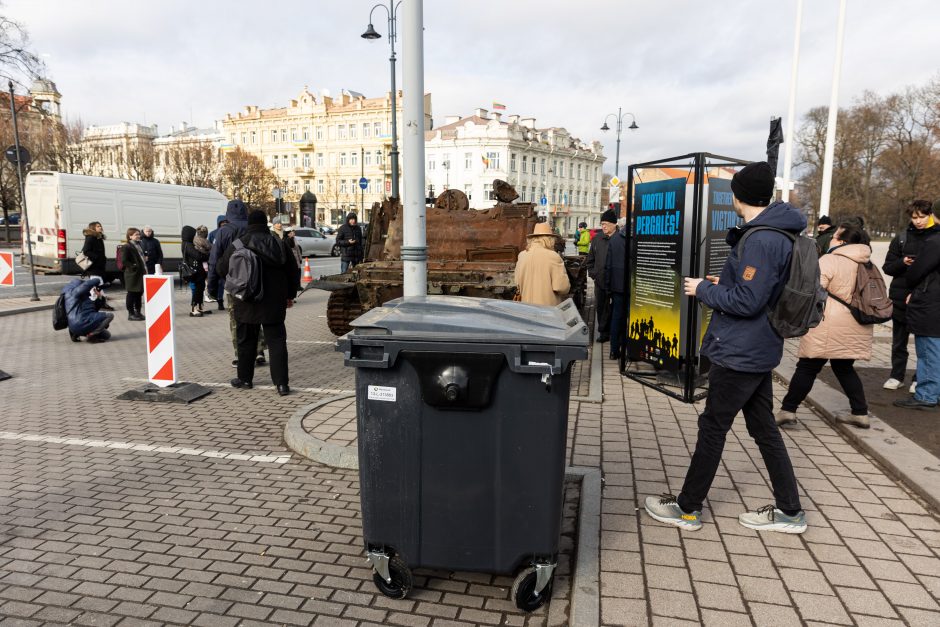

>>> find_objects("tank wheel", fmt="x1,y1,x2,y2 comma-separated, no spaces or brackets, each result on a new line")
326,288,363,336
512,566,553,613
372,556,412,599
331,244,340,257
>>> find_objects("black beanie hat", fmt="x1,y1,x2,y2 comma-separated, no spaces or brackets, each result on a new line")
730,162,775,207
247,210,267,226
600,208,618,224
818,215,832,226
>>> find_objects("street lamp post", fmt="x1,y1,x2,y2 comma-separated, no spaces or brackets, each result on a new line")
7,80,39,302
600,108,639,179
362,1,402,200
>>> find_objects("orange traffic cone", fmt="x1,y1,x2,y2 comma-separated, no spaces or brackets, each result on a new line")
302,258,313,285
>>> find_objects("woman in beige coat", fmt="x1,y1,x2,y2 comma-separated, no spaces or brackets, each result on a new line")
515,222,571,306
777,221,874,428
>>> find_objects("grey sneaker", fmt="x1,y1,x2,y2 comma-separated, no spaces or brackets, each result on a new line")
775,410,797,426
739,505,807,534
836,413,871,428
644,494,702,531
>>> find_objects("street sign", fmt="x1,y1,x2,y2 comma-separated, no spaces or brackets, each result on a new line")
0,251,13,286
359,177,369,190
4,145,30,166
539,196,547,206
610,176,620,187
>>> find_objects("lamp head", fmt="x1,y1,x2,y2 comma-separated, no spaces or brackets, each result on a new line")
600,122,610,132
628,120,639,130
361,23,381,39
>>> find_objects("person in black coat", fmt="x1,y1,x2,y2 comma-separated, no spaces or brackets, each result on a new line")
181,225,210,317
336,212,363,272
585,208,618,343
603,224,628,360
81,221,107,279
140,226,164,274
881,199,940,390
121,228,146,321
217,210,300,395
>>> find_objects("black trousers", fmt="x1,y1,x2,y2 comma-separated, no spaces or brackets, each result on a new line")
609,292,625,356
595,286,611,338
890,317,910,381
678,365,802,514
191,275,206,308
236,321,288,386
782,357,868,416
125,291,142,314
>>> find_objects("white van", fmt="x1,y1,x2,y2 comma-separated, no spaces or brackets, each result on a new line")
22,171,228,275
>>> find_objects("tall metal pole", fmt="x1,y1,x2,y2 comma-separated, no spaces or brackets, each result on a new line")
615,106,622,179
401,0,426,298
388,0,400,199
360,146,365,215
781,0,803,203
818,0,847,217
8,81,39,301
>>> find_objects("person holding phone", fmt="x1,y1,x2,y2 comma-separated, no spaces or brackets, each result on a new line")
882,199,939,392
336,212,364,273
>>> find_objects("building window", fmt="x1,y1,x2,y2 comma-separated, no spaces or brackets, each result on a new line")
270,130,277,143
363,123,371,138
241,132,247,144
340,180,348,194
364,151,372,166
428,157,436,170
303,127,310,141
464,152,472,169
251,131,257,144
522,155,528,173
552,188,557,203
338,124,346,140
289,128,296,141
317,179,324,193
304,181,311,192
316,126,323,140
340,152,347,166
510,153,517,172
272,155,279,169
351,151,358,167
577,163,582,179
531,186,536,201
316,153,324,167
303,154,311,168
540,158,546,175
464,184,472,200
281,129,288,142
292,154,299,168
375,150,383,164
484,183,494,201
349,124,357,139
486,151,500,170
374,121,382,137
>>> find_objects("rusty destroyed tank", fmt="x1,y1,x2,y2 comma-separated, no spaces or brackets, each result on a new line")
313,183,587,335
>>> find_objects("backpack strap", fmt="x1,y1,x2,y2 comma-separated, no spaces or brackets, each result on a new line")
735,225,795,257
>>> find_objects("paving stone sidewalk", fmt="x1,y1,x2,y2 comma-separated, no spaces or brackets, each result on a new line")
1,289,939,626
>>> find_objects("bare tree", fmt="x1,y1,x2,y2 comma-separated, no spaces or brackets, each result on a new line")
163,143,220,188
0,14,43,89
221,147,276,208
121,141,156,182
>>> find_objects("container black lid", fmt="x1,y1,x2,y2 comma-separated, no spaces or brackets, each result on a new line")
347,296,589,346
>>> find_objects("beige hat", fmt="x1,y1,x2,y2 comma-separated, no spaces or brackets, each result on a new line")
526,222,555,238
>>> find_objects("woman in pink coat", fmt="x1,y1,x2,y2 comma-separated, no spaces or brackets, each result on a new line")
776,221,874,428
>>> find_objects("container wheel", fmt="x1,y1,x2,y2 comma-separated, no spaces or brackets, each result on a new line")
372,555,412,599
511,566,553,612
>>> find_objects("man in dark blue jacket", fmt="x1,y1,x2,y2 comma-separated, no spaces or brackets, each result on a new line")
63,276,114,343
208,199,265,366
645,162,807,535
603,220,627,359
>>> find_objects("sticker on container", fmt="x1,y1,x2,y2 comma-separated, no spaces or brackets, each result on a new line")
368,385,397,402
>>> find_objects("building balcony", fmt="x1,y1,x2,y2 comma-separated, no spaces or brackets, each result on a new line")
294,167,314,175
293,140,315,150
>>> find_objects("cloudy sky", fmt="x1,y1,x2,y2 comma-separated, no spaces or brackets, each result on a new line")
6,0,938,174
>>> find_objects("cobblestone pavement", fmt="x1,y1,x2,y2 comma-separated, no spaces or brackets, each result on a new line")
2,287,939,626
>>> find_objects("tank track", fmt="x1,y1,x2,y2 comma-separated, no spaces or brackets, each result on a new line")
326,288,364,336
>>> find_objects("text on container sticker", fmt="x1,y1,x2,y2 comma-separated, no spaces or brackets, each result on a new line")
368,385,397,402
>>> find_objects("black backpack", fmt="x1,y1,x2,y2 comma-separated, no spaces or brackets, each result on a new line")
736,226,826,338
52,292,77,331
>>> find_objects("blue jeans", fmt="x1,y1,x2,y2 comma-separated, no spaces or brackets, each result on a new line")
341,259,357,273
914,335,940,404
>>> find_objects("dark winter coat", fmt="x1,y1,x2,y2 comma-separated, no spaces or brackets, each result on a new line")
696,201,807,373
208,200,248,294
207,215,227,245
81,228,107,278
121,241,146,293
181,226,208,280
815,228,835,256
585,231,611,288
140,233,164,274
336,213,364,263
217,224,300,325
63,278,110,336
904,234,940,337
603,228,627,294
882,220,940,323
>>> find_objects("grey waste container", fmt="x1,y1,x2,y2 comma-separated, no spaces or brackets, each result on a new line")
336,295,589,611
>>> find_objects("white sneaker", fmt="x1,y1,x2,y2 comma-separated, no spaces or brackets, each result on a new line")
910,381,917,394
883,378,903,390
